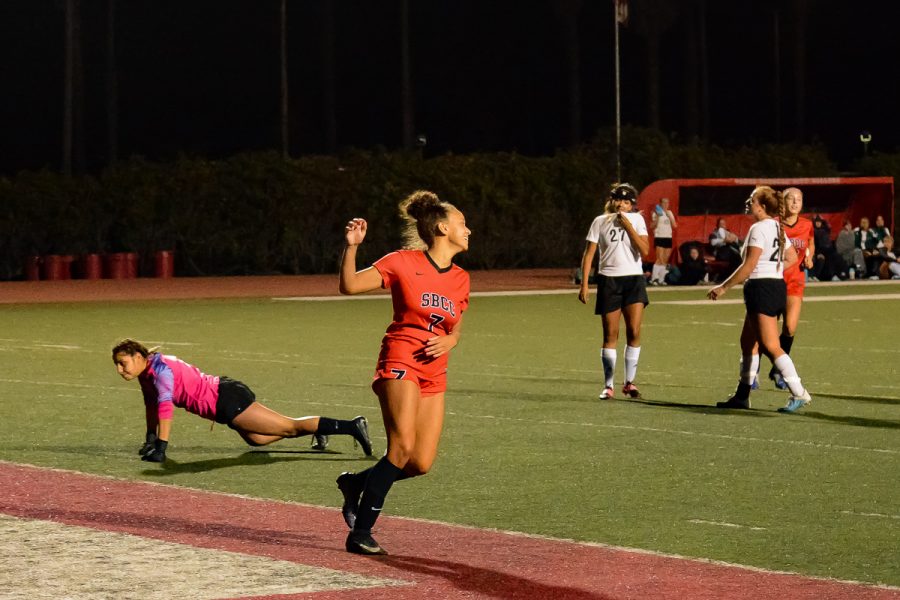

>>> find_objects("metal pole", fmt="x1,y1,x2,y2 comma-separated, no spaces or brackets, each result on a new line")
280,0,289,158
63,0,74,175
614,3,621,182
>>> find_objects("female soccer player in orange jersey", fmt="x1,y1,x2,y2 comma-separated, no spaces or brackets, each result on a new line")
336,190,471,555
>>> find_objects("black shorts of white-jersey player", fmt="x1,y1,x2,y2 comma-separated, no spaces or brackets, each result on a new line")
706,186,812,414
578,183,651,400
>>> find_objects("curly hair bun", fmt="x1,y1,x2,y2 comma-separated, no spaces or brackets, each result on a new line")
403,190,441,220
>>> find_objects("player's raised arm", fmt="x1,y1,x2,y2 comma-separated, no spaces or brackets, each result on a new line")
339,218,384,295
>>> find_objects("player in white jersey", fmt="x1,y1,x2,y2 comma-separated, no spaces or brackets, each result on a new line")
578,183,650,400
650,196,677,285
707,186,812,413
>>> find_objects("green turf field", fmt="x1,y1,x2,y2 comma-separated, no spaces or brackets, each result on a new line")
1,283,898,586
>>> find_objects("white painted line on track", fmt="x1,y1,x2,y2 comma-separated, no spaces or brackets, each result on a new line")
4,460,899,593
0,514,402,599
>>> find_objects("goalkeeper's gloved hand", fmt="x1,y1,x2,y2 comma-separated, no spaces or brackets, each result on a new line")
141,439,168,463
138,431,158,456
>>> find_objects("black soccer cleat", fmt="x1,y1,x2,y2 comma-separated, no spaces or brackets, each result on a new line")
311,434,329,451
716,396,751,409
345,530,388,555
351,415,373,456
336,472,362,529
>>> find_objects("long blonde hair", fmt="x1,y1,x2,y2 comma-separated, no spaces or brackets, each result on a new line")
398,190,457,250
752,186,786,268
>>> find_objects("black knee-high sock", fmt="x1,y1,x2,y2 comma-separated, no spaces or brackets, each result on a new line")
780,333,794,355
349,465,410,489
316,417,357,436
354,457,403,533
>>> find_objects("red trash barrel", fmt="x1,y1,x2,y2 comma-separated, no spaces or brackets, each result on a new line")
42,255,73,280
124,252,138,278
24,256,41,281
105,253,127,279
78,253,103,280
154,250,175,278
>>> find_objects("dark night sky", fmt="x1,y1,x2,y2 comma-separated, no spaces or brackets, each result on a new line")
1,0,899,175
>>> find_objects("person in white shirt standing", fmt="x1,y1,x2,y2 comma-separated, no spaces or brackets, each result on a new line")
578,183,650,400
650,197,677,285
707,186,812,413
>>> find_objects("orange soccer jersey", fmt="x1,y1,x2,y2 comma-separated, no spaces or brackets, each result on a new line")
372,250,470,390
783,216,813,296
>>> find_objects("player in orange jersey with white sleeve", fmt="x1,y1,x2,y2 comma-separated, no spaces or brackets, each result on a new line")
336,190,470,556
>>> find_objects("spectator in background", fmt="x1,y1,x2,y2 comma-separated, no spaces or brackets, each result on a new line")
676,245,708,286
854,217,880,277
810,215,839,281
873,215,891,249
709,217,742,278
878,236,900,279
835,219,863,279
650,197,677,285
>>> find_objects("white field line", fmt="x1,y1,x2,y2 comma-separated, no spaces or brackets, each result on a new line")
840,510,900,520
657,293,900,306
687,519,767,531
2,377,897,454
452,412,900,455
2,460,898,594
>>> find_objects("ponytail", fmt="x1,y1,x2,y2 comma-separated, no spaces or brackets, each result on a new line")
398,190,455,250
112,338,159,361
776,191,786,270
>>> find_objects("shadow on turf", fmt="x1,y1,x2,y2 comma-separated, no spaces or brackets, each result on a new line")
782,411,900,429
141,449,373,476
622,398,777,418
625,399,900,428
812,392,900,405
380,555,613,599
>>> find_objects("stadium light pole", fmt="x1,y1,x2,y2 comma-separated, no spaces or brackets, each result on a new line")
613,0,627,182
860,131,871,157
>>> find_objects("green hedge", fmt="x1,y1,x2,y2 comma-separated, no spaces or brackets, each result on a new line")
4,126,883,280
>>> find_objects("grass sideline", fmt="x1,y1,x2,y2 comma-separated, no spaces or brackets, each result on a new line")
1,282,898,587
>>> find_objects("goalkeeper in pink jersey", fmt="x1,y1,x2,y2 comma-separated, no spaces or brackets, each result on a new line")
112,339,373,462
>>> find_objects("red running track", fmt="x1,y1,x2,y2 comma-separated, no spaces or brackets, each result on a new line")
1,462,897,600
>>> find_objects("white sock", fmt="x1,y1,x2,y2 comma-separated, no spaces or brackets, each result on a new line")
774,354,805,396
601,348,617,388
652,264,664,282
624,345,641,383
740,354,759,385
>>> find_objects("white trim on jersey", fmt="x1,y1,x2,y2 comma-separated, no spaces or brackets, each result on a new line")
743,218,786,279
586,212,648,276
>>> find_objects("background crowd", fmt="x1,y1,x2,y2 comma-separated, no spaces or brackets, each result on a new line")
658,212,896,285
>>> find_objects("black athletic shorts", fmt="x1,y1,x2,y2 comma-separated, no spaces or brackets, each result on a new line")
743,278,786,317
216,376,256,427
654,237,673,249
594,274,649,315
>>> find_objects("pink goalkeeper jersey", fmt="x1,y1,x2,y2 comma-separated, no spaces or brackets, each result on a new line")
138,353,220,422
